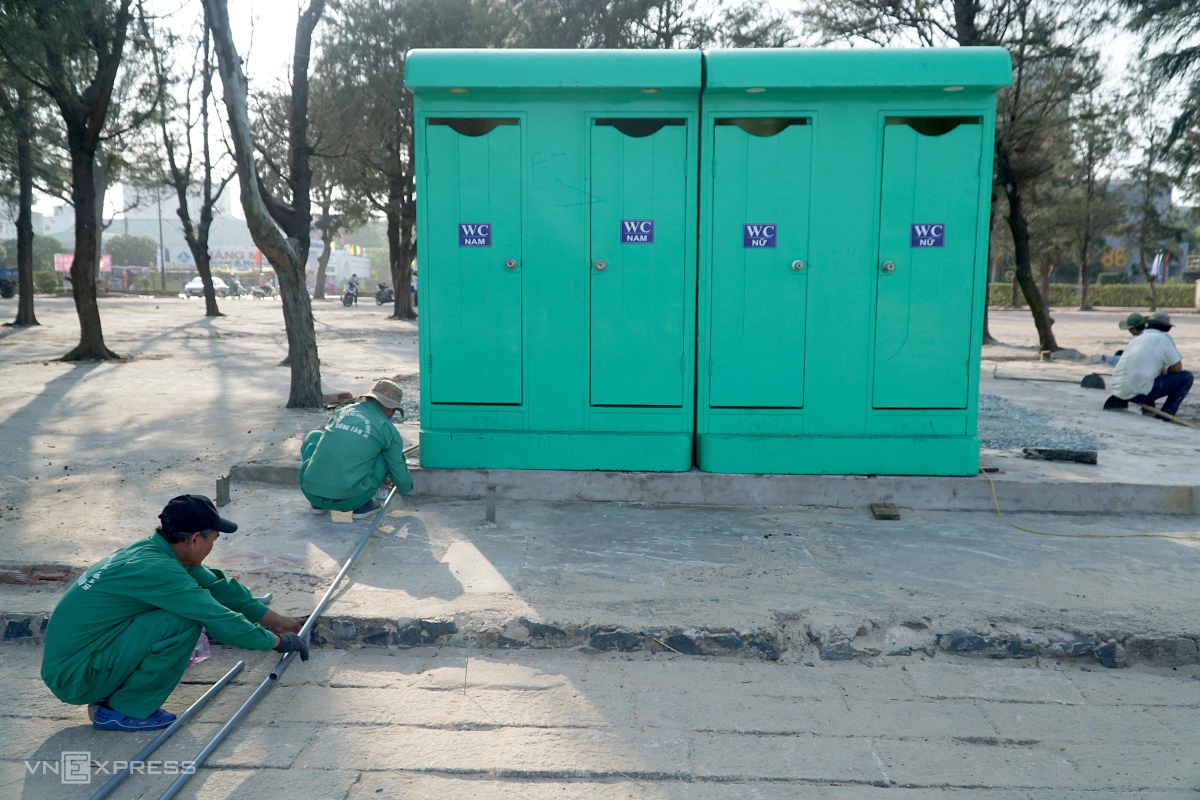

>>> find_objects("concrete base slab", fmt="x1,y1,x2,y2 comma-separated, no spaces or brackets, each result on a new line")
230,459,1200,515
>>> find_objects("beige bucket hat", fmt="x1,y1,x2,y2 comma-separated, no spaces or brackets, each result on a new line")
361,379,405,412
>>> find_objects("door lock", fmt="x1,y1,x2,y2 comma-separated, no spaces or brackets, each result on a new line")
594,259,608,272
881,260,895,274
505,258,518,270
791,260,804,272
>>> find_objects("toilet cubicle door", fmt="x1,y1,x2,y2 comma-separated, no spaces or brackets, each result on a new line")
424,118,523,405
708,118,812,408
589,118,688,407
873,118,982,410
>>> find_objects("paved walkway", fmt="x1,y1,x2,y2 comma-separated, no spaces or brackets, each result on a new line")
3,646,1199,798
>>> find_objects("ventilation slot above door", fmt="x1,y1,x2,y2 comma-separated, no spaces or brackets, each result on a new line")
428,118,519,136
885,117,982,137
594,118,685,137
716,118,809,137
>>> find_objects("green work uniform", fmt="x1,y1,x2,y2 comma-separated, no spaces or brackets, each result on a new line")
299,399,414,511
41,534,277,719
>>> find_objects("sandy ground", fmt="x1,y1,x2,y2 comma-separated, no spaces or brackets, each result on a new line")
0,296,418,568
985,305,1200,365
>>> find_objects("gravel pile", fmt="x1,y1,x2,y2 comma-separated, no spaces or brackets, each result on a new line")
397,378,420,423
978,393,1106,451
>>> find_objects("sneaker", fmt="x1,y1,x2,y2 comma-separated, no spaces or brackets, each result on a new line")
92,704,177,731
310,504,328,515
351,498,382,519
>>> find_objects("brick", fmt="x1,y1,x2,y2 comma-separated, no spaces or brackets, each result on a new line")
0,567,30,585
29,566,76,584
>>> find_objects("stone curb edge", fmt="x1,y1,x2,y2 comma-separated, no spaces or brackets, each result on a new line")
4,608,1197,670
228,460,1200,515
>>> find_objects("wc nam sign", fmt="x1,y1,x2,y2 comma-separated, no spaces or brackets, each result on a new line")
742,224,777,248
620,219,654,243
910,223,945,248
459,223,491,247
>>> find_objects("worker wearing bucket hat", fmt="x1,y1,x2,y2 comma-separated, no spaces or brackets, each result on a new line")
1109,311,1193,418
299,379,415,517
1096,313,1149,366
41,496,306,731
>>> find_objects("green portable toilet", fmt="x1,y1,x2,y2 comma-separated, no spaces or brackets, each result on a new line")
406,50,701,471
696,48,1012,476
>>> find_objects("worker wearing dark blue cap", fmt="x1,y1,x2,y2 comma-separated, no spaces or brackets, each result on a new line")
41,495,309,731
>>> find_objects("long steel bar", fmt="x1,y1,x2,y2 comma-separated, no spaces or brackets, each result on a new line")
157,486,400,800
87,660,245,800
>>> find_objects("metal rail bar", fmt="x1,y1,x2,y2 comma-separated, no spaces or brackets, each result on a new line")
157,486,399,800
87,660,245,800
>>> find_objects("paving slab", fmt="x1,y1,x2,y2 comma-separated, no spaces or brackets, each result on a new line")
297,726,693,778
979,703,1179,745
873,738,1080,789
7,647,1200,798
907,664,1087,705
1064,669,1200,707
1064,744,1200,791
688,732,885,783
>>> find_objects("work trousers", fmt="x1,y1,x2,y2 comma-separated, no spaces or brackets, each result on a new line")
1130,370,1194,417
75,609,200,719
299,430,383,512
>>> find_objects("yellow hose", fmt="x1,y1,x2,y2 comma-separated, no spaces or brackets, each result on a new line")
981,469,1200,542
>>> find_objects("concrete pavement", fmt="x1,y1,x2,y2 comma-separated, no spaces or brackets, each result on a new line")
3,646,1199,797
5,484,1200,669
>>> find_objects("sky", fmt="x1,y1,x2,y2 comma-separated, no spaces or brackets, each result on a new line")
37,0,1150,220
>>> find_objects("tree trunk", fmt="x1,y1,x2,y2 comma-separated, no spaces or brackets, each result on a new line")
1078,233,1092,311
981,190,998,344
12,86,37,327
386,203,415,321
998,149,1057,352
194,245,223,317
1002,182,1058,352
62,143,118,360
204,0,321,407
1136,250,1157,311
314,233,330,300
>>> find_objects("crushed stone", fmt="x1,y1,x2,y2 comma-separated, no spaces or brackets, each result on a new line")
979,393,1106,451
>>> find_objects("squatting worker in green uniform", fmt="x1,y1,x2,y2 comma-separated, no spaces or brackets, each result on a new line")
300,379,414,518
41,495,310,732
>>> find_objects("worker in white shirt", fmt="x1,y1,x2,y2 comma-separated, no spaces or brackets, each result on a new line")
1107,312,1192,418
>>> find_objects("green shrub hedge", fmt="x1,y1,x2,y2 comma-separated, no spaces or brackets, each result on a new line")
33,270,60,294
989,282,1196,308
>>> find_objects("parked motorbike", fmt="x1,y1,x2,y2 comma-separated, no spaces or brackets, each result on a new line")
375,283,394,305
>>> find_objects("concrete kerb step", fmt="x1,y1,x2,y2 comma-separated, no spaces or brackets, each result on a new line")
4,601,1200,671
229,460,1200,516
